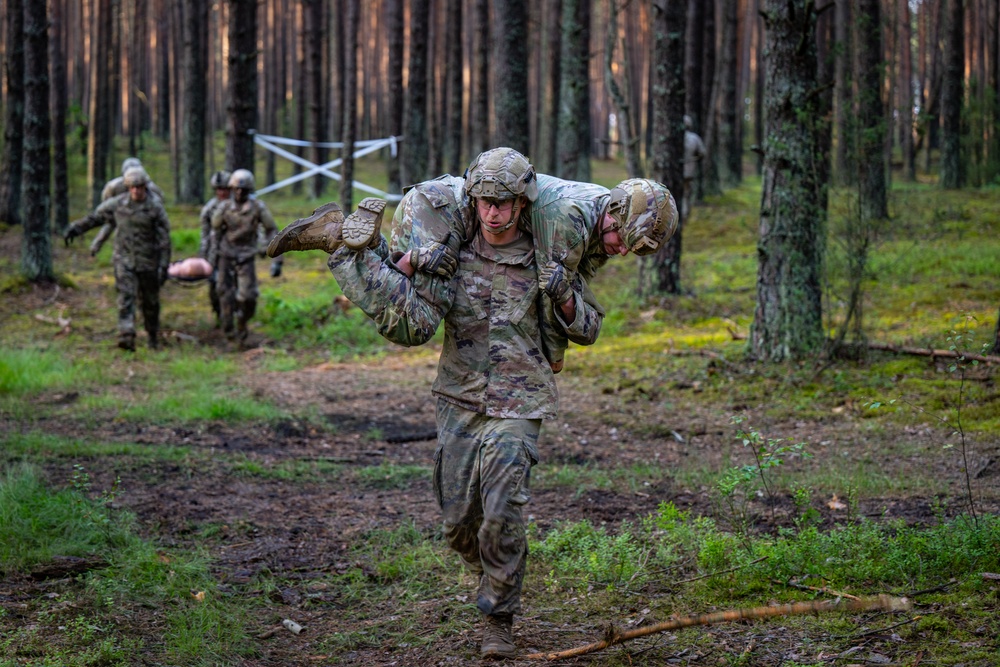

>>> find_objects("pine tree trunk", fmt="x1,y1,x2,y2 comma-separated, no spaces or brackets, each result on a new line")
495,0,531,154
88,0,113,207
899,0,917,181
50,0,70,233
23,0,54,283
855,0,888,219
684,0,704,131
557,0,591,180
750,0,827,362
403,0,430,184
340,0,359,211
180,0,207,203
718,0,741,186
701,1,721,197
834,0,852,184
227,0,258,172
605,0,642,178
386,0,403,192
444,0,463,174
1,0,25,226
470,0,490,158
539,0,561,173
306,0,327,198
939,0,964,188
647,0,686,295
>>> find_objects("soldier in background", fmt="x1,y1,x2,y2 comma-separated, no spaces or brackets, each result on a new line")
210,169,278,346
64,167,172,351
682,114,707,219
200,170,231,324
89,157,167,257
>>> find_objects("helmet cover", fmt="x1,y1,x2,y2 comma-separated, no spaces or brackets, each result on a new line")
464,147,538,202
607,178,678,255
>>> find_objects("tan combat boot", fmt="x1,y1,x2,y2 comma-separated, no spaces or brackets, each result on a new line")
481,613,516,659
341,197,387,250
266,202,346,257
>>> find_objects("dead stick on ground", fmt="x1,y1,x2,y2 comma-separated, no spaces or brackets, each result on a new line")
771,578,860,601
524,594,911,661
670,556,769,585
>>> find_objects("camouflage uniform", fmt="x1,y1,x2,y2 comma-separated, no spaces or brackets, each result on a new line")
329,207,556,618
67,192,172,344
211,197,278,340
199,195,227,320
90,179,166,257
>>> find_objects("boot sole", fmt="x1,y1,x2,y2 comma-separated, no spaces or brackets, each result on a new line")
342,198,387,250
267,202,344,257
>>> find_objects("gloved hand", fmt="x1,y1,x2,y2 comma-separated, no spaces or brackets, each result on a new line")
410,233,460,278
538,260,574,305
270,259,283,278
63,225,81,247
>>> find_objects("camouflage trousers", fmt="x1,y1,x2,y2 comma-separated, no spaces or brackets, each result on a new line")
217,255,259,335
114,265,160,337
433,399,540,616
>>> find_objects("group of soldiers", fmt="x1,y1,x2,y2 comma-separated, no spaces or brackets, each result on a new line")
63,159,279,350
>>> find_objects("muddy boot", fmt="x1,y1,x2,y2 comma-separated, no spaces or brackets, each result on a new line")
342,197,387,250
481,613,516,659
117,332,136,352
266,202,345,257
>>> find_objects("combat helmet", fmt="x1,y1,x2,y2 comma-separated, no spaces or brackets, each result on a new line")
210,170,232,189
229,169,256,191
121,157,143,175
607,178,678,255
464,147,538,203
123,166,150,187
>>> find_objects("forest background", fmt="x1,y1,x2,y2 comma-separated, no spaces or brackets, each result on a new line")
1,0,1000,665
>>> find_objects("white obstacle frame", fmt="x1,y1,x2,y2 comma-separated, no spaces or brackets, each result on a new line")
251,130,403,202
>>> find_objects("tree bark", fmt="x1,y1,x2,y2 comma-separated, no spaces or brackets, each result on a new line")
898,0,916,181
444,0,463,174
647,0,686,295
386,0,403,192
701,1,721,196
49,0,69,233
1,0,25,226
939,0,964,188
227,0,258,172
495,0,531,154
750,0,827,362
306,0,327,197
539,0,561,173
717,0,741,186
340,0,359,211
833,0,852,183
855,0,888,219
87,0,113,207
180,0,207,203
557,0,591,180
22,0,54,283
403,0,430,184
470,0,491,158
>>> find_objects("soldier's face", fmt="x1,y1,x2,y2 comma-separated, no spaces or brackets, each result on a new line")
599,213,629,256
233,187,250,203
216,187,231,200
129,184,148,202
475,196,522,245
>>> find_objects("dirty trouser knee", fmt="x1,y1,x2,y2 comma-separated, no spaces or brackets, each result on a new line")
216,255,238,333
433,399,540,617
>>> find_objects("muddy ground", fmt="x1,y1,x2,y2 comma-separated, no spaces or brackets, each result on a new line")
3,274,999,666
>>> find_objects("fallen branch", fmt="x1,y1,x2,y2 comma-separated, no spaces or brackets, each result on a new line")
524,595,911,661
670,556,768,585
771,578,860,601
866,341,1000,365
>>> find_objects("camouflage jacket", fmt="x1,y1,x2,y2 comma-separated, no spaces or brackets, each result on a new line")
329,228,557,420
199,196,228,263
72,193,171,273
211,198,277,262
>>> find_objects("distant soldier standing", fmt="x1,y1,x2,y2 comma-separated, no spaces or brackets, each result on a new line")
682,115,707,219
89,157,167,258
199,170,231,324
210,169,278,346
64,167,172,351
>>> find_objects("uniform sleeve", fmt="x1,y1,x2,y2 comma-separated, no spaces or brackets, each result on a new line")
211,204,225,231
157,206,172,271
327,245,454,347
198,202,213,258
89,223,114,255
552,276,605,346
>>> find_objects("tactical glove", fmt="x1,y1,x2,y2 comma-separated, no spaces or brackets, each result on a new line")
410,233,460,278
63,224,81,247
270,258,283,278
538,260,574,305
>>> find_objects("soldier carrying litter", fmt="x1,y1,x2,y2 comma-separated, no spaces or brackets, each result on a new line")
64,166,172,351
